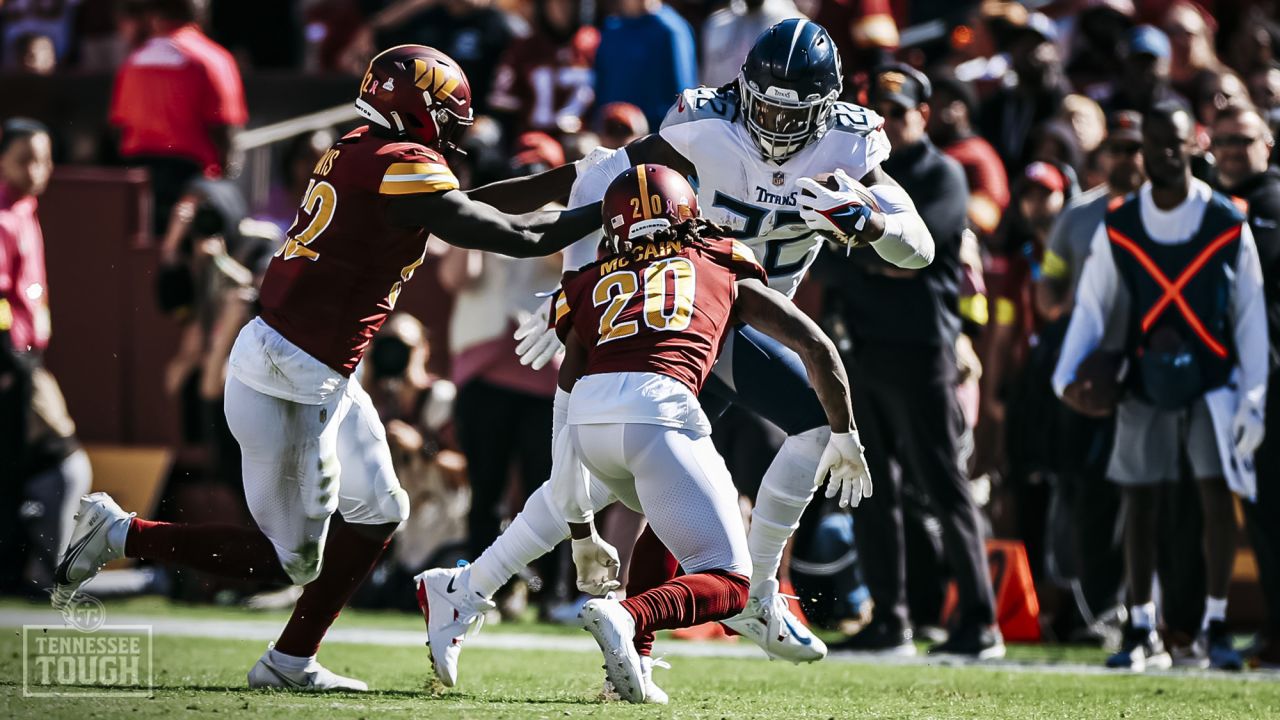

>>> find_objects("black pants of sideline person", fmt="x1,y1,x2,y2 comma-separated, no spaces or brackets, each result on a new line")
454,379,554,564
1245,369,1280,640
848,340,996,632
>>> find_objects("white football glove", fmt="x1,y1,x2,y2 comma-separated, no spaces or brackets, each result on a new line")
571,532,621,595
814,430,873,508
1233,390,1266,457
795,169,876,241
513,295,563,370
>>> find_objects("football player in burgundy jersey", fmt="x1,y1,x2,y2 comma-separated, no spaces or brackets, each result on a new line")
53,45,604,692
419,165,871,702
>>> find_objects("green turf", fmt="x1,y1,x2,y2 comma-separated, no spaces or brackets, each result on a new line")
3,629,1277,720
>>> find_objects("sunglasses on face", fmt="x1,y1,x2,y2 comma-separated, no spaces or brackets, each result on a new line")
877,103,910,120
1211,134,1259,149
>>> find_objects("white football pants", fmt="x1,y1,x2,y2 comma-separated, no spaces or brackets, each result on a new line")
224,374,409,585
570,423,750,576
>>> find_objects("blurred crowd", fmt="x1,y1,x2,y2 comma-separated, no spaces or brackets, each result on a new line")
4,0,1280,667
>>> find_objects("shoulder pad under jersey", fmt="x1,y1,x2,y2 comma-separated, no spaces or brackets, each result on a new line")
824,102,884,137
661,86,741,129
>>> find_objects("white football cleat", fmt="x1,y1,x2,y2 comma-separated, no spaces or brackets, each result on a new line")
247,646,368,691
722,579,827,663
415,565,495,687
52,493,133,610
602,655,669,704
580,598,645,704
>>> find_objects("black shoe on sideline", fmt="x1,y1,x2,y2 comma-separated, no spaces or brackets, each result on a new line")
929,624,1006,660
829,619,917,656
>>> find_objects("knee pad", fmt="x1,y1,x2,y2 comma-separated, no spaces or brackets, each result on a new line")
760,426,831,504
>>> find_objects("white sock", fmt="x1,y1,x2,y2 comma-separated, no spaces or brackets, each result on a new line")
747,427,827,592
468,480,587,598
268,647,314,672
108,514,132,553
1202,596,1227,630
1131,601,1157,631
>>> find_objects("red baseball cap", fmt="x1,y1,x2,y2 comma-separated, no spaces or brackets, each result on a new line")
1023,161,1066,193
512,131,565,169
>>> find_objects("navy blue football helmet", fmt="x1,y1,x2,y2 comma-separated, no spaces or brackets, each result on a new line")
739,19,843,161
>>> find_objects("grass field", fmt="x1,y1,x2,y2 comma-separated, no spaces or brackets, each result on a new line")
2,598,1277,719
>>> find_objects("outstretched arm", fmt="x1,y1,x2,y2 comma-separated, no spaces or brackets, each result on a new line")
733,278,852,432
385,189,602,258
465,163,579,214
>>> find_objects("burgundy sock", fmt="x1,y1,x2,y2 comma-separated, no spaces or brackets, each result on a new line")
125,518,288,584
625,525,680,656
620,570,750,648
274,516,394,658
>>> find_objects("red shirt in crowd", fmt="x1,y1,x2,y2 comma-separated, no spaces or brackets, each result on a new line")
110,24,247,176
553,235,765,395
942,135,1010,238
259,126,457,376
0,184,51,353
489,26,599,134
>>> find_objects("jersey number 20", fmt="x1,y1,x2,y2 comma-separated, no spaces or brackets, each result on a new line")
593,257,696,345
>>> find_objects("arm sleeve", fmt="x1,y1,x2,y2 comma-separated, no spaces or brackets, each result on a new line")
203,56,248,126
1053,224,1115,396
866,182,935,269
1233,222,1268,405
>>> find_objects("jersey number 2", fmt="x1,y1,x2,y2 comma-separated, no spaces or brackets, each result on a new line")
593,257,696,345
278,179,337,262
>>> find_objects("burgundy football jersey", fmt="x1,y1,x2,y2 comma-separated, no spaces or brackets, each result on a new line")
488,27,599,133
553,235,766,394
258,126,457,375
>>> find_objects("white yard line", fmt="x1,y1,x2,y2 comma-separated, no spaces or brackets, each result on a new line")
3,608,1277,683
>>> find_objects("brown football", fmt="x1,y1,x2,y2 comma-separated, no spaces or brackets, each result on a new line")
1065,350,1125,417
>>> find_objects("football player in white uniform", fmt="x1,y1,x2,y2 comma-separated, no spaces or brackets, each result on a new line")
416,18,934,688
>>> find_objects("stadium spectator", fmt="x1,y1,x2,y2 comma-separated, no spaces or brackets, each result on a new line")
978,12,1070,173
1061,1,1134,101
1223,8,1278,79
253,129,336,235
354,313,469,610
1062,94,1107,156
489,0,599,137
1246,65,1280,117
814,64,1001,658
1101,25,1189,115
14,33,58,75
594,0,697,131
808,0,898,90
369,0,521,116
929,70,1009,243
1054,102,1266,672
439,134,567,610
699,0,802,88
76,0,131,69
1189,70,1251,127
1,0,81,69
1211,103,1280,668
301,0,373,75
595,102,649,149
0,118,92,596
1162,1,1225,101
110,0,247,235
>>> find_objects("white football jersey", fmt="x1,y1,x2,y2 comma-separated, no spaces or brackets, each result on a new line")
658,86,891,297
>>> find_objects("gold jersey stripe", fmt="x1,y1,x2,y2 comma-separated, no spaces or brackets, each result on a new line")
379,177,459,195
384,162,451,177
731,240,761,267
554,294,570,323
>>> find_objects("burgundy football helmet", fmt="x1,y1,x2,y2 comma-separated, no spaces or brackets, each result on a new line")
601,164,699,253
356,45,473,150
